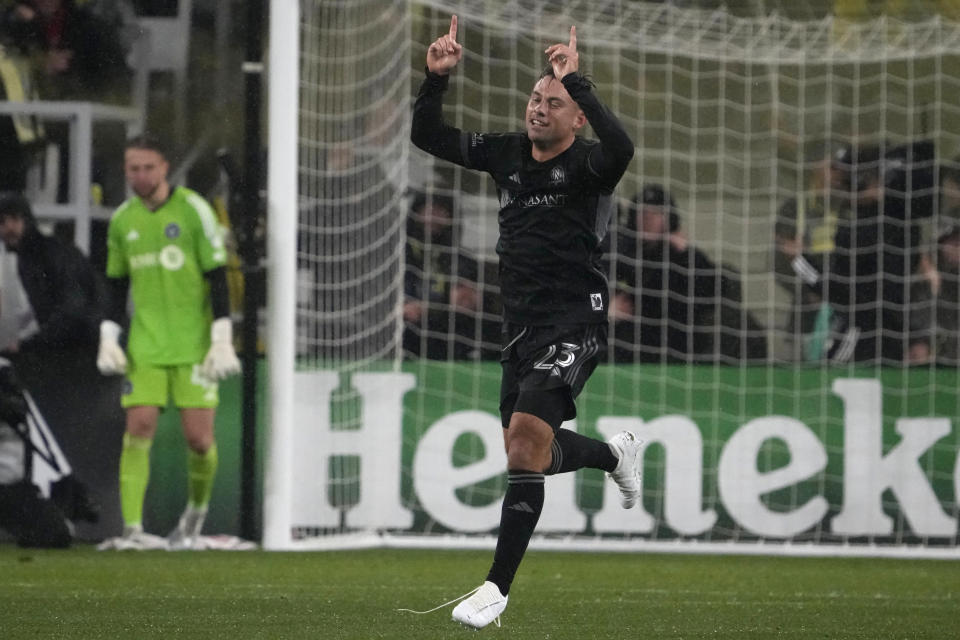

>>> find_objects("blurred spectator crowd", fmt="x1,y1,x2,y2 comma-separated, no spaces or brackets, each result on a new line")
0,0,134,193
773,139,950,366
401,137,959,368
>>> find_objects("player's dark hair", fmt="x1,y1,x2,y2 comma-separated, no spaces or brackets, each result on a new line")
538,65,595,89
125,132,169,160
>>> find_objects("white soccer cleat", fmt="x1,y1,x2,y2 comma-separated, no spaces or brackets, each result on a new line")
98,525,169,551
167,506,208,551
451,581,508,629
607,430,642,509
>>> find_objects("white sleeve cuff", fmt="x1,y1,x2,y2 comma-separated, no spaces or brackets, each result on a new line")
791,255,821,286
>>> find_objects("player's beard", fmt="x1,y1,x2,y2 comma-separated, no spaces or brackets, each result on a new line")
133,181,162,200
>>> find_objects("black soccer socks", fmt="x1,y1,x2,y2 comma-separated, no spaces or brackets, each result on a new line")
486,470,544,596
545,428,618,475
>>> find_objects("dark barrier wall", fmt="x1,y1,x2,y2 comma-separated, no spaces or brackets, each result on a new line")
18,358,264,543
13,348,126,543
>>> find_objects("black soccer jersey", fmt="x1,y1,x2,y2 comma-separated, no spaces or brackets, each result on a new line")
412,71,634,325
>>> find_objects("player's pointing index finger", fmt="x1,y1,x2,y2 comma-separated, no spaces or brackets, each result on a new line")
569,25,576,50
450,15,458,42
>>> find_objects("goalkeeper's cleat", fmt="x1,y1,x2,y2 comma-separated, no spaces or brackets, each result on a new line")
97,525,168,551
607,430,643,509
451,581,508,629
167,505,208,551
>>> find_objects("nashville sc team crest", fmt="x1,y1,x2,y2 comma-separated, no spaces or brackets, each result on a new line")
550,165,565,185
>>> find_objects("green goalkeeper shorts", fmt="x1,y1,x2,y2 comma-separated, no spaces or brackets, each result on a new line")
122,362,219,409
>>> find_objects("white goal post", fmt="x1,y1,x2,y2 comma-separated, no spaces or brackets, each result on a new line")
265,0,960,557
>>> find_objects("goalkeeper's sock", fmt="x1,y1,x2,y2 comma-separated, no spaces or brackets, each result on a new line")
545,429,617,475
187,442,218,509
119,433,153,528
485,470,544,596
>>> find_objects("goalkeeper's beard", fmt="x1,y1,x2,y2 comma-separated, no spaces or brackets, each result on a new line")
133,181,163,201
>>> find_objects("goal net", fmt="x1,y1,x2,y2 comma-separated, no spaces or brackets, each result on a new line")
264,0,960,556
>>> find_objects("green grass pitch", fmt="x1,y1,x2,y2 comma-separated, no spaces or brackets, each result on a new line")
0,545,956,639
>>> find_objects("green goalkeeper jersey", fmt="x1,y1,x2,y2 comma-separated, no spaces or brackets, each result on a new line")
106,186,227,366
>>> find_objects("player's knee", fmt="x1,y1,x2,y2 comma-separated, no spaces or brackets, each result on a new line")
184,433,214,454
505,414,552,470
125,409,158,439
506,444,542,471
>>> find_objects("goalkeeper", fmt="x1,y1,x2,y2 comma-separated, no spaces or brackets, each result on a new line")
96,133,240,550
412,16,638,629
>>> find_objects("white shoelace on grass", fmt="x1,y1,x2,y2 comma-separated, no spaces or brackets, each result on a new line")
396,584,504,628
396,584,481,615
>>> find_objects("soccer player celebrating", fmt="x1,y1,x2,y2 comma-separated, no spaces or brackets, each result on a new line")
97,134,240,550
412,16,641,628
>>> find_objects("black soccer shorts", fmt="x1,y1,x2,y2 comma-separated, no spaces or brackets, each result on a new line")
498,322,607,430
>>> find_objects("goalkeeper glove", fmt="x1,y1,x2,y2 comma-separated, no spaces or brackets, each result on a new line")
97,320,127,375
202,317,241,381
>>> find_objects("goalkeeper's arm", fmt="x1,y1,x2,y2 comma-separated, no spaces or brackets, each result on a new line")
201,267,240,381
97,277,129,375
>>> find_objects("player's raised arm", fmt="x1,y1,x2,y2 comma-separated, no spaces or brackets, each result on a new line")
426,15,462,75
412,15,472,166
552,25,634,188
